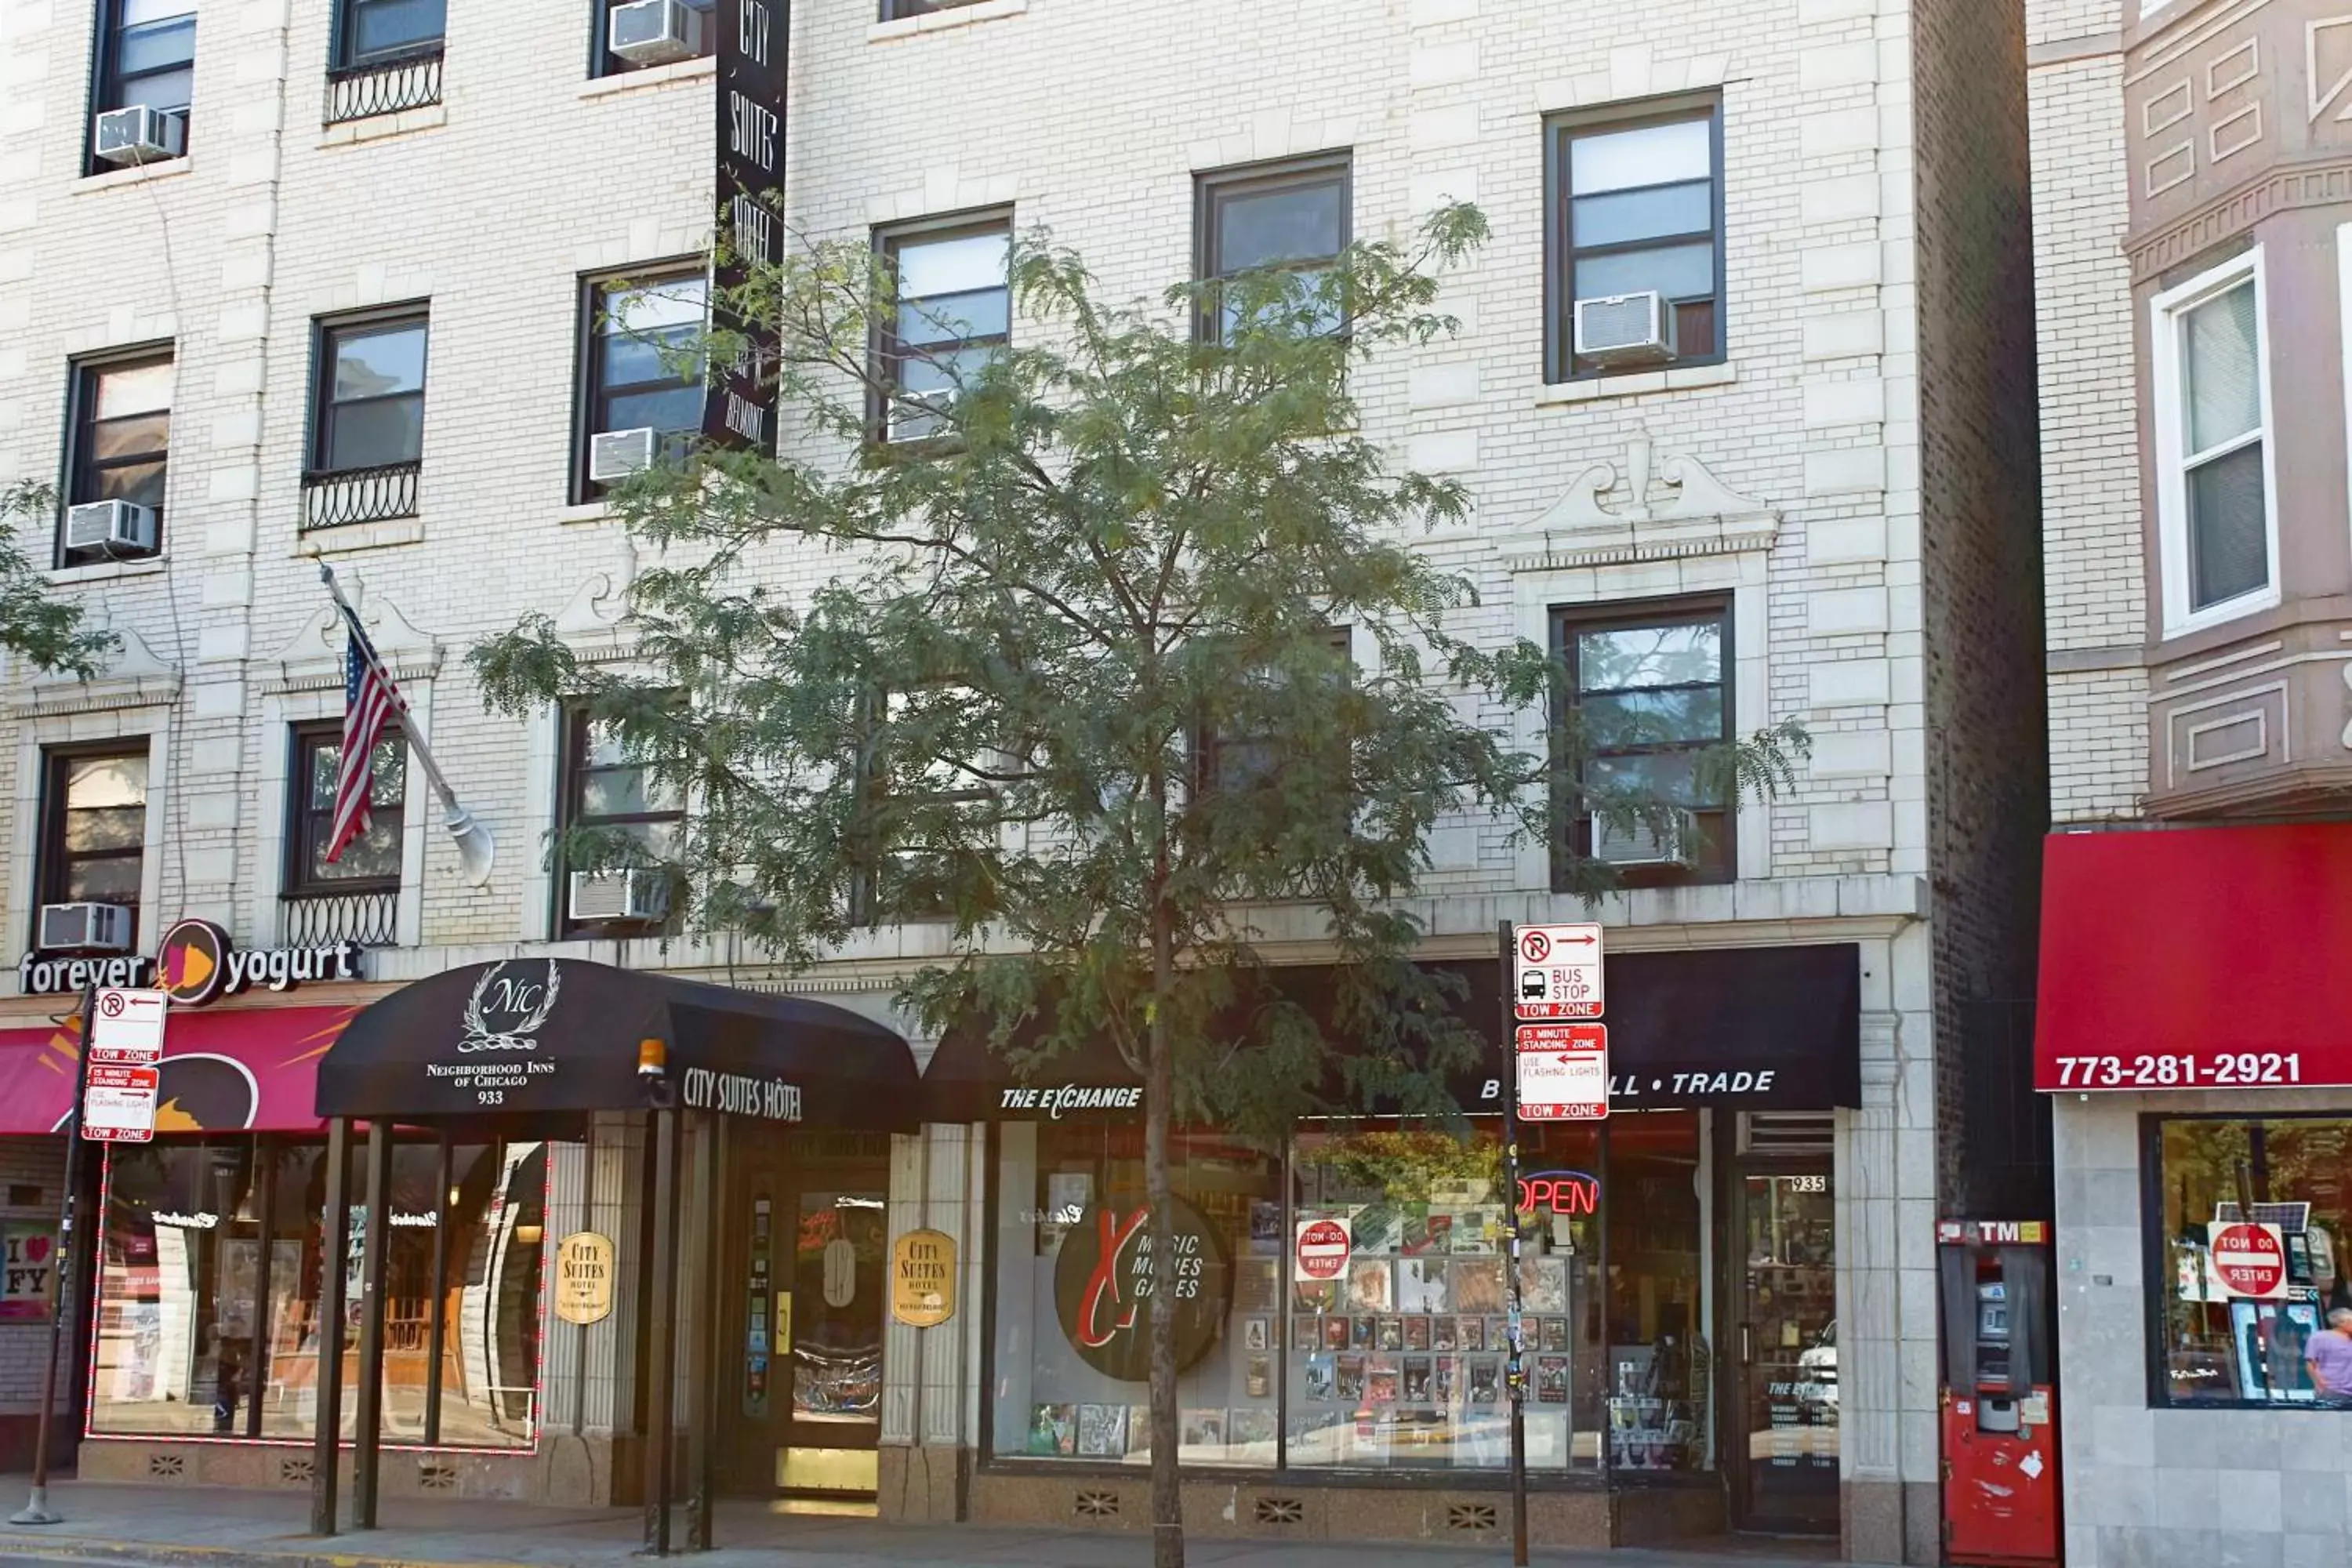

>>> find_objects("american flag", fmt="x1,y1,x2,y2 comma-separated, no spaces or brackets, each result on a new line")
325,608,404,866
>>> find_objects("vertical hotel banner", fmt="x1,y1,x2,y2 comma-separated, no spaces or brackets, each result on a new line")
704,0,789,452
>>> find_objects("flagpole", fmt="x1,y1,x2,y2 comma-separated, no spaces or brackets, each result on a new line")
317,562,495,887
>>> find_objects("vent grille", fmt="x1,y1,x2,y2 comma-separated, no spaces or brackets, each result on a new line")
1446,1501,1497,1532
1740,1111,1835,1156
148,1452,185,1479
1075,1488,1119,1518
278,1457,314,1486
419,1462,458,1491
1253,1496,1304,1526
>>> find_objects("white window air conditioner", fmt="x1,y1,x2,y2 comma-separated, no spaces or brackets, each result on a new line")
38,902,135,954
1591,813,1683,868
1573,290,1676,368
93,105,185,166
63,499,158,554
609,0,703,67
568,869,668,924
589,427,656,484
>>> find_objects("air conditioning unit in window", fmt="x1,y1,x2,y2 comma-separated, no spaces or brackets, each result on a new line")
92,105,185,166
63,499,158,554
609,0,703,66
1573,290,1676,368
1591,813,1684,868
589,427,656,484
37,902,134,954
568,869,668,925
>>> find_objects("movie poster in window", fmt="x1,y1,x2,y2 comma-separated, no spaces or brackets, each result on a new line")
1050,1192,1229,1381
706,0,788,452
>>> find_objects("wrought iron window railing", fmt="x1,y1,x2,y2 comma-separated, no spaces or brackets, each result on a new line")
279,887,397,948
302,460,419,529
325,45,442,125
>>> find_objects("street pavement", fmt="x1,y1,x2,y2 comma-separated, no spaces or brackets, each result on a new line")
0,1479,1878,1568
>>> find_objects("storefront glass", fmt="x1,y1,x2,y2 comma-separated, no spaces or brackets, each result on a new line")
91,1134,550,1448
2152,1115,2352,1406
987,1111,1713,1474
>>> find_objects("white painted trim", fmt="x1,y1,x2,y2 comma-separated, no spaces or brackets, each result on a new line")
2339,223,2352,576
2150,246,2280,639
519,702,564,944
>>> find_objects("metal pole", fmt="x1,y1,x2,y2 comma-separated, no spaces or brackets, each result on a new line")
1498,920,1528,1567
248,1136,278,1442
11,985,97,1526
352,1123,392,1529
424,1134,452,1446
685,1114,719,1551
311,1116,353,1536
641,1107,680,1555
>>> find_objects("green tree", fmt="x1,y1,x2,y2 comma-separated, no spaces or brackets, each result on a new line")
0,483,118,678
474,207,1799,1565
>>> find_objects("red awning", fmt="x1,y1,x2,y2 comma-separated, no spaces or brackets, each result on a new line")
2034,824,2352,1091
0,1004,357,1134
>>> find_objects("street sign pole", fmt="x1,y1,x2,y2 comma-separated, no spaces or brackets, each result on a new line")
1497,921,1528,1568
12,984,97,1527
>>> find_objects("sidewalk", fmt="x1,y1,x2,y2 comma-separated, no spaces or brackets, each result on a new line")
0,1481,1874,1568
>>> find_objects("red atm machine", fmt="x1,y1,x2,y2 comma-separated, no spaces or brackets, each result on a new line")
1937,1219,2060,1567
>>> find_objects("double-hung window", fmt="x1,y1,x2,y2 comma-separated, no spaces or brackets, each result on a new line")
576,270,706,499
879,0,983,18
88,0,197,169
557,707,683,933
877,218,1011,442
1196,155,1349,343
2152,249,2274,633
1553,598,1733,887
312,313,428,477
37,746,149,945
335,0,444,67
288,721,406,894
1548,104,1724,379
61,353,172,565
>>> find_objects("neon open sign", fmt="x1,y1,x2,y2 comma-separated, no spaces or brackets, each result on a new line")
1515,1170,1600,1215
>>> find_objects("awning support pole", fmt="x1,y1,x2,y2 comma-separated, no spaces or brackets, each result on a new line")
353,1120,392,1529
310,1116,352,1536
685,1112,719,1550
641,1106,680,1556
424,1132,452,1446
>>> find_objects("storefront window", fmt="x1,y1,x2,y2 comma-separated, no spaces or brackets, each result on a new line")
986,1111,1712,1475
2153,1116,2352,1407
92,1135,549,1448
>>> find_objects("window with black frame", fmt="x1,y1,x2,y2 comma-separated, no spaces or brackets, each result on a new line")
1196,154,1349,344
878,0,984,18
557,706,683,934
1553,598,1733,887
37,746,148,946
2150,1115,2352,1407
877,218,1011,442
60,353,172,566
1548,104,1723,379
87,0,197,169
308,311,428,502
287,721,406,897
575,270,706,500
335,0,444,68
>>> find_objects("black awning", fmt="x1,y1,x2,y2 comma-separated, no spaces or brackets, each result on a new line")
921,944,1861,1120
317,958,921,1133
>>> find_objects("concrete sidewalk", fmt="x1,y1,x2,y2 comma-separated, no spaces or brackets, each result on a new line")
0,1480,1874,1568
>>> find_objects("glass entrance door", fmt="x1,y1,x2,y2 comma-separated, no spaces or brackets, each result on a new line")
1733,1169,1838,1533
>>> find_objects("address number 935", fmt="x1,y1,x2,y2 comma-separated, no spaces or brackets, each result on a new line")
2053,1053,2301,1089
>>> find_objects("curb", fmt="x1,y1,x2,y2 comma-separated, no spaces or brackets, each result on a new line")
0,1534,527,1568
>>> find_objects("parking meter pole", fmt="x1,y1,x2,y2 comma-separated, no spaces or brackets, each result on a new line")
1498,921,1529,1567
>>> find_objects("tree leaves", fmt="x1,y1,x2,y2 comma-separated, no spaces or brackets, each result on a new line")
0,482,119,680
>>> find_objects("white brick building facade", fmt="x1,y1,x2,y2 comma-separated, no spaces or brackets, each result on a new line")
0,0,2041,1555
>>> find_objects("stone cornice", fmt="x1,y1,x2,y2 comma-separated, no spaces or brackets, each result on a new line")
2127,155,2352,281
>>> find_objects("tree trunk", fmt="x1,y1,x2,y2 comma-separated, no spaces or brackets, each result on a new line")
1145,895,1183,1568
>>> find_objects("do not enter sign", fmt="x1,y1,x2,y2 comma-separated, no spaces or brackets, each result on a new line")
2212,1221,2288,1298
1294,1217,1351,1283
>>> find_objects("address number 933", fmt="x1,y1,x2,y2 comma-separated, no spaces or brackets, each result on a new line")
2053,1053,2302,1089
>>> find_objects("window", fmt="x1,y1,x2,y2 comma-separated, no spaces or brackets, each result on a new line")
1196,155,1349,343
334,0,444,67
2148,1115,2352,1407
60,353,172,566
311,313,428,477
575,270,707,500
1553,598,1734,887
88,0,197,169
1196,627,1353,797
89,1134,548,1447
287,722,406,895
880,0,982,17
589,0,713,76
557,706,683,933
1548,105,1724,379
2153,249,2274,633
877,218,1011,442
37,747,148,942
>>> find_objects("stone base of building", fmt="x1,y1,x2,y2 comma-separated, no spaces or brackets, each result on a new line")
877,1443,966,1523
1842,1475,1939,1566
0,1415,73,1474
75,1435,604,1504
